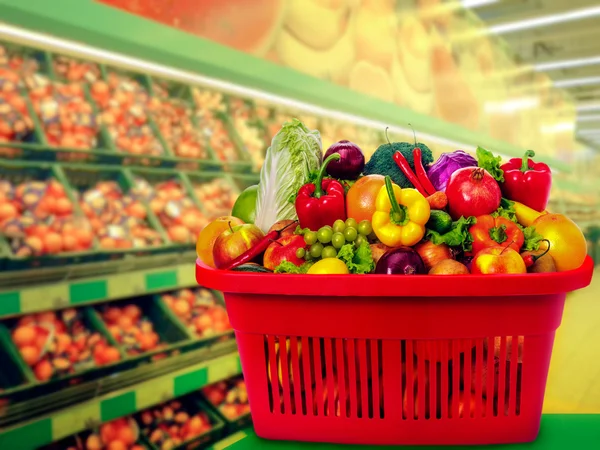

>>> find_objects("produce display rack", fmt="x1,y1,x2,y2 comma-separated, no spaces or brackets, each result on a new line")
0,5,598,448
0,351,242,449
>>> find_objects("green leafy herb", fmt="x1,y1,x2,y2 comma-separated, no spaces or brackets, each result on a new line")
489,225,508,244
521,226,544,252
340,179,356,195
274,261,314,274
476,146,504,182
336,241,375,274
491,198,517,222
426,216,477,252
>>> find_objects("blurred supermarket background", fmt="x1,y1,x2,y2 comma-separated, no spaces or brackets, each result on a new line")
0,0,599,448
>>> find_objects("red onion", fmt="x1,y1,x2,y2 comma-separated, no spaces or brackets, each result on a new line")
375,246,426,275
324,140,365,180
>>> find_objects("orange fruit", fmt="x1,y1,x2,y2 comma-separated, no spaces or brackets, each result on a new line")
34,359,53,381
533,213,587,272
346,175,385,223
196,216,244,268
12,325,37,347
115,423,137,445
20,345,40,365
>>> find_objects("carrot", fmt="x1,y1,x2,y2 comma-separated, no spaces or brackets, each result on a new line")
426,191,448,210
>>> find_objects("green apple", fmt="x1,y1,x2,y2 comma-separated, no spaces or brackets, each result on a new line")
232,185,258,224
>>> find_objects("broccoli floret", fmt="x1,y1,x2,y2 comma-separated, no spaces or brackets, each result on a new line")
363,142,434,188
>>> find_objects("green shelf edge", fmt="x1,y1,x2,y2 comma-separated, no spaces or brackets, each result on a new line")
0,262,196,318
0,0,572,173
0,351,242,450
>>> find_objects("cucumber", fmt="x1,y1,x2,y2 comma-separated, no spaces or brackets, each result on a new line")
427,210,453,234
232,263,272,273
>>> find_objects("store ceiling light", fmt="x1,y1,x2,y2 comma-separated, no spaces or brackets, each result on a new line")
577,114,600,122
533,55,600,72
488,5,600,35
541,122,575,133
554,77,600,88
577,103,600,112
461,0,498,8
484,97,539,114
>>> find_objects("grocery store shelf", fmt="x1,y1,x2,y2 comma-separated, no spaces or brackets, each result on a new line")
0,0,573,172
0,254,198,318
208,430,249,450
0,350,242,450
220,416,600,449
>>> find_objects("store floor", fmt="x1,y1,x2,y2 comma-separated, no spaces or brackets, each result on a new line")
544,268,600,413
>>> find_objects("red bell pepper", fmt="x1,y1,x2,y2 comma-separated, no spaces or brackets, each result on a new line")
295,153,346,230
500,150,552,212
469,215,525,256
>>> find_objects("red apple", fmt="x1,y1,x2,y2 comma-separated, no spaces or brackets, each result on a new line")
471,246,526,274
267,220,297,238
213,223,264,269
263,234,306,271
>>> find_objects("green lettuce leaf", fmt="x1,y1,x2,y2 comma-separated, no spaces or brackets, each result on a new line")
337,241,375,274
255,119,323,233
426,216,477,252
274,261,314,274
476,146,504,182
521,226,544,252
491,198,518,222
490,199,543,251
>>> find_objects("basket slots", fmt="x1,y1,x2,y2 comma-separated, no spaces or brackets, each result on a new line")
263,335,524,422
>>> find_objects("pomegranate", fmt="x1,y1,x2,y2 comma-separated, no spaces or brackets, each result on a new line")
446,167,501,220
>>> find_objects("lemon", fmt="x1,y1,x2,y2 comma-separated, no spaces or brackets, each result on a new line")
307,258,349,275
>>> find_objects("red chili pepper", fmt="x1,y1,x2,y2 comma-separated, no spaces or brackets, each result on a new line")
392,151,428,196
222,221,298,271
500,150,552,212
469,215,525,256
412,147,436,196
522,240,551,268
295,154,347,230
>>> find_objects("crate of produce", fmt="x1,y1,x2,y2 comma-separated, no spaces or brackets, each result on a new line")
40,416,148,450
226,97,271,170
51,54,101,84
24,71,116,164
136,395,225,450
0,160,101,270
195,121,594,446
92,296,189,361
200,376,252,432
148,79,222,172
88,69,169,167
0,43,50,160
189,85,252,172
0,307,126,386
59,164,172,257
185,173,239,222
127,168,208,247
156,288,233,342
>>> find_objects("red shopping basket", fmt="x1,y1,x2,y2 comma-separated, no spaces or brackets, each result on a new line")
196,256,593,446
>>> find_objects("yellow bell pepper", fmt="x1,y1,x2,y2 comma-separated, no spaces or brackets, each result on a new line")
372,176,430,247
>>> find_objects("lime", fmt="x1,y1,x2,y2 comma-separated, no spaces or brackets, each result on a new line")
231,185,258,223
